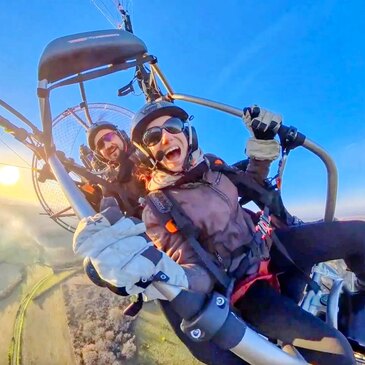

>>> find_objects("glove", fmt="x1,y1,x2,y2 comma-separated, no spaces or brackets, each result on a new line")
243,105,282,140
243,105,281,161
73,198,188,302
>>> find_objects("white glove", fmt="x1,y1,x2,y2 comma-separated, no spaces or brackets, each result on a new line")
243,105,281,161
73,210,188,301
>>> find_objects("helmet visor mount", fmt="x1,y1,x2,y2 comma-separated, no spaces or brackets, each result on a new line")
142,117,185,147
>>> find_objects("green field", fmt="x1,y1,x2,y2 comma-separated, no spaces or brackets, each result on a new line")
132,302,202,365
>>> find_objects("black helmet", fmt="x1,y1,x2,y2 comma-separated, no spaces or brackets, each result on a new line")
131,101,188,144
87,121,119,151
130,101,199,172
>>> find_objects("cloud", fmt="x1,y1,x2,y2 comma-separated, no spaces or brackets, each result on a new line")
285,193,365,221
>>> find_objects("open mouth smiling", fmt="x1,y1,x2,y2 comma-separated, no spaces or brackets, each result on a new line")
164,146,181,161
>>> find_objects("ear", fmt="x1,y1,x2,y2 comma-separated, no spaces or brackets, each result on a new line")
183,121,198,152
116,129,131,153
130,142,156,169
190,126,198,152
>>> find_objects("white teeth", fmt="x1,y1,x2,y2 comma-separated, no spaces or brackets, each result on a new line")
165,146,179,154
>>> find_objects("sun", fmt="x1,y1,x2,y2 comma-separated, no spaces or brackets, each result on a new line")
0,165,20,185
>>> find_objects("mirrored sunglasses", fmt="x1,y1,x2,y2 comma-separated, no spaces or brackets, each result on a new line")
96,131,117,151
142,117,185,147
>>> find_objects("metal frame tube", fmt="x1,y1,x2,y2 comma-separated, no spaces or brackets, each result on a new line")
301,139,338,222
150,63,175,96
167,93,337,222
154,283,308,364
327,279,344,329
0,99,41,134
47,154,95,219
231,327,308,365
68,107,90,129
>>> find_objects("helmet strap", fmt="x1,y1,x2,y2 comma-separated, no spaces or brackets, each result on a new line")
182,120,194,172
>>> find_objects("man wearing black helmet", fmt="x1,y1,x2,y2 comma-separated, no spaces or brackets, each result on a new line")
87,122,130,163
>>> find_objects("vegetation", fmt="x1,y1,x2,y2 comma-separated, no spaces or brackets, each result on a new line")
63,278,203,365
133,302,202,365
32,268,81,300
63,280,138,364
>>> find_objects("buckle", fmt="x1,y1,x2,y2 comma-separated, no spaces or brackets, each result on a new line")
255,210,272,239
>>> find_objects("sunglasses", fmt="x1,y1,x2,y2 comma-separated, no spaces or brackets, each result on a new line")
96,131,117,151
142,117,185,147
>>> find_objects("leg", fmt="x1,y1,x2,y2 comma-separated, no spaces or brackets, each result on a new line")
277,267,309,303
159,301,249,365
236,280,355,365
272,220,365,282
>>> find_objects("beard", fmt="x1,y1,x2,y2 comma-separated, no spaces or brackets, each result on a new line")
115,152,134,182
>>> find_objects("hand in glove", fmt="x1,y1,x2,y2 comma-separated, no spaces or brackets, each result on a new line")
73,197,188,301
243,106,282,140
243,105,281,161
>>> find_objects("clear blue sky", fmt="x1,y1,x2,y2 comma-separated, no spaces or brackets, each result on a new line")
0,0,364,218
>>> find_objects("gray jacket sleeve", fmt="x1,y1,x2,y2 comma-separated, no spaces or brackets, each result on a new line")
142,205,215,294
245,158,272,185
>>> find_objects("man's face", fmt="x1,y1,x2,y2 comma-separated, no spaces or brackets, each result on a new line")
145,115,188,173
94,128,125,162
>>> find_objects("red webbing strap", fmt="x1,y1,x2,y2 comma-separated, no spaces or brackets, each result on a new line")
231,260,280,305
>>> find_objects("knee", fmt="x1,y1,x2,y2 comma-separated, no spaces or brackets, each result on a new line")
324,329,355,365
345,220,365,238
295,328,355,365
318,328,356,365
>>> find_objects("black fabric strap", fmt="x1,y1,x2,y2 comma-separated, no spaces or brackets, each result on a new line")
173,160,208,186
146,190,231,291
141,246,163,265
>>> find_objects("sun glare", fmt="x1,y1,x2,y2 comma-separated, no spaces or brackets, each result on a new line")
0,166,20,185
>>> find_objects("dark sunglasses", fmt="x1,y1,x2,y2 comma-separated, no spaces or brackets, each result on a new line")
96,131,117,151
142,117,185,147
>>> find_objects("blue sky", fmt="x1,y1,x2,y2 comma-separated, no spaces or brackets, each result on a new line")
0,0,364,218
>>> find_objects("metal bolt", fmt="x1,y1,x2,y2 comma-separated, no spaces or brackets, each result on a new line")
216,297,225,307
190,328,202,339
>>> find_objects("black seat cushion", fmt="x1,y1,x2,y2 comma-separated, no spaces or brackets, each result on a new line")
38,29,147,83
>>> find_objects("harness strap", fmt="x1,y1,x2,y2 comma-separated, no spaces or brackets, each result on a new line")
205,155,275,207
231,260,280,305
146,190,232,291
230,209,271,279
